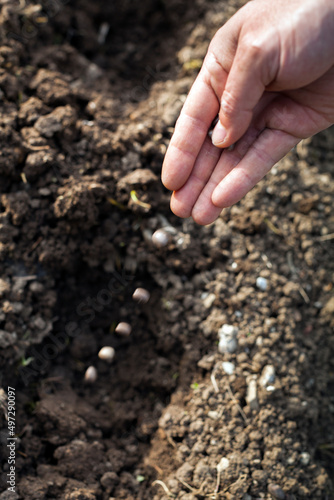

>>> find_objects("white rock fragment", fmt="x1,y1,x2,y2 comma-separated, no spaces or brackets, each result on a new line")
115,322,132,336
259,365,276,388
222,361,235,375
246,376,259,410
132,287,150,303
256,276,268,291
98,346,115,363
202,292,216,309
217,457,230,472
208,410,220,420
84,366,97,383
218,324,238,354
300,452,311,465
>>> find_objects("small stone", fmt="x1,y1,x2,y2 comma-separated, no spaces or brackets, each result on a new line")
222,361,235,375
0,330,17,348
84,366,97,383
208,410,220,420
256,276,268,291
268,483,286,500
202,293,216,309
218,324,238,354
98,346,115,363
259,365,276,388
38,187,51,196
300,451,311,465
132,287,150,304
246,377,259,411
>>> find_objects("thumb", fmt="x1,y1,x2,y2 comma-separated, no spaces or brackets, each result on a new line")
212,35,279,148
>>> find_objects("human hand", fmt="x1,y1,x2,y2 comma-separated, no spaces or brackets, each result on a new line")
162,0,334,225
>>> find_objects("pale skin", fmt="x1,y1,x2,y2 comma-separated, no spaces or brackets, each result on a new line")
162,0,334,225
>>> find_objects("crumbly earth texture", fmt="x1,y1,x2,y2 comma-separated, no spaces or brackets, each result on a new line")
0,1,334,499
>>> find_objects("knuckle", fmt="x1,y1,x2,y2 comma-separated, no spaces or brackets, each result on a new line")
204,50,226,81
221,89,238,118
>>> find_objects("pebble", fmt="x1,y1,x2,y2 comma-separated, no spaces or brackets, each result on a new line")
300,451,311,465
222,361,235,375
218,324,238,354
259,365,276,388
256,276,268,291
98,346,115,363
84,366,97,383
268,484,286,500
151,228,171,248
246,377,259,411
115,322,132,336
202,292,216,309
132,287,150,304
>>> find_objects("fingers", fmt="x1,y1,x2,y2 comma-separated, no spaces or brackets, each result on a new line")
161,71,221,192
211,128,299,208
170,136,221,218
212,31,280,148
189,126,263,225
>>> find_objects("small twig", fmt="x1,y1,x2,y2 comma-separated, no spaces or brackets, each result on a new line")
226,381,248,424
211,371,219,394
13,275,37,281
287,251,297,275
316,233,334,242
298,284,310,304
214,468,221,497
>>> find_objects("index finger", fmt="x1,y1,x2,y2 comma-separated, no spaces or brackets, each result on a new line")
161,68,221,191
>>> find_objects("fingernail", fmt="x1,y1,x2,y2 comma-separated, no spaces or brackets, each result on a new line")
211,120,227,146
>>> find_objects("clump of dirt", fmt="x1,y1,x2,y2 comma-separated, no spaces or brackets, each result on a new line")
0,1,334,499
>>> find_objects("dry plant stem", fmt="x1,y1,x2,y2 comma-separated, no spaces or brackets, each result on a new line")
317,232,334,241
226,381,249,424
298,284,310,303
211,371,220,393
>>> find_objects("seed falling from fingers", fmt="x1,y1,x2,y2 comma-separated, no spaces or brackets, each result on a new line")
98,346,115,362
115,322,132,336
84,365,97,383
152,229,171,248
132,287,150,304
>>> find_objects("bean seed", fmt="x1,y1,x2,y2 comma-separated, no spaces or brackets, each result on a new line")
132,287,150,304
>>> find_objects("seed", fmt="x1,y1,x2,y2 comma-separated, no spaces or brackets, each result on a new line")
115,322,132,336
84,366,97,383
132,287,150,304
268,484,286,500
152,229,170,248
98,346,115,362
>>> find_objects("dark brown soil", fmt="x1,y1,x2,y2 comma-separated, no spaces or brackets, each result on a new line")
0,1,334,499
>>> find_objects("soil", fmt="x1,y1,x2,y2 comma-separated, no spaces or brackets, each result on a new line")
0,1,334,499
